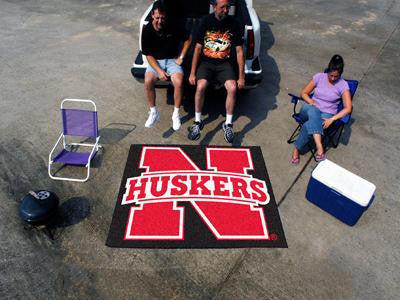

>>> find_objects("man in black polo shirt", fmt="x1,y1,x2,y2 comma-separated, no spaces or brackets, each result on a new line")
188,0,245,143
141,1,191,130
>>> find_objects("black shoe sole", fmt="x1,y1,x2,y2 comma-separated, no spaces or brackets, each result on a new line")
223,135,234,143
188,133,200,141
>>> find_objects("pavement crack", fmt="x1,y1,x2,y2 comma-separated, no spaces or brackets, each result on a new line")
385,0,396,15
359,19,400,83
280,7,400,209
278,154,314,207
210,144,315,299
278,13,400,209
211,248,250,299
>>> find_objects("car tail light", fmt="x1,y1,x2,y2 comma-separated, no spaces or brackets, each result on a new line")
246,29,255,59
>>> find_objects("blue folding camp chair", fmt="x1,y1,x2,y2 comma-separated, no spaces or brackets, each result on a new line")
287,79,359,160
48,99,101,182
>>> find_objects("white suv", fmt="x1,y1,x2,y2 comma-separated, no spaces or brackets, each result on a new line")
131,0,262,89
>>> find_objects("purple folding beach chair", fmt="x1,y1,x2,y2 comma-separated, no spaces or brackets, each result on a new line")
48,99,101,182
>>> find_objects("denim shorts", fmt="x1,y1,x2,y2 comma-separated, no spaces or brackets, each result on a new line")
145,59,183,77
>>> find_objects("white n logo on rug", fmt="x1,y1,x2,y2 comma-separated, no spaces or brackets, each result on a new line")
123,147,270,240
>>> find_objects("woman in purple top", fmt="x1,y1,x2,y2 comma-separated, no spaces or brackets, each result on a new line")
291,55,352,164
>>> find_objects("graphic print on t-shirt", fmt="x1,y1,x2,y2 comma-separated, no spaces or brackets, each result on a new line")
203,30,232,59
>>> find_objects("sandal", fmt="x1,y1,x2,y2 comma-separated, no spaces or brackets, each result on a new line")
315,153,325,162
291,156,300,165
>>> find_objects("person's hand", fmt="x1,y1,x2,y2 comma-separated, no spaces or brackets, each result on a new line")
158,70,169,81
323,117,334,129
237,77,245,89
189,73,196,86
175,57,183,66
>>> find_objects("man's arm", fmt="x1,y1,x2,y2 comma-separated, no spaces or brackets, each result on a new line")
146,55,169,81
189,43,202,86
142,24,169,81
236,45,245,89
176,35,192,66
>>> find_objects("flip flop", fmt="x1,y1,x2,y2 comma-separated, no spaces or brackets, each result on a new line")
291,156,300,165
315,153,325,162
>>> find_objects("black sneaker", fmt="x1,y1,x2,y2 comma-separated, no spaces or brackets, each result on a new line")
188,121,204,140
222,123,234,143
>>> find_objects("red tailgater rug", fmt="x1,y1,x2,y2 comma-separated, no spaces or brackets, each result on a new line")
106,145,287,248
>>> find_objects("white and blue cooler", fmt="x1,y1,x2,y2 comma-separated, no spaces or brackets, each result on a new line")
306,159,376,226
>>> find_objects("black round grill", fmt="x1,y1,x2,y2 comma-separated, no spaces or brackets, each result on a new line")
19,190,59,225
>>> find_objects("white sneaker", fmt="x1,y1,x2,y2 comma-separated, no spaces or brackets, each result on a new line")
172,113,181,131
145,108,160,128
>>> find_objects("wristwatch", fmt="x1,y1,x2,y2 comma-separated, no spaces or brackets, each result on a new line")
179,55,184,60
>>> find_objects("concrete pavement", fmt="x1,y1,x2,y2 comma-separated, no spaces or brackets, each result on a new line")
0,0,399,298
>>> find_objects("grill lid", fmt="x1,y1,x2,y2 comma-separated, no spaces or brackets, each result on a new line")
19,190,59,224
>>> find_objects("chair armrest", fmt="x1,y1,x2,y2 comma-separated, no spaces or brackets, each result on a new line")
49,133,64,162
86,136,101,166
288,93,303,103
340,114,351,124
288,93,304,115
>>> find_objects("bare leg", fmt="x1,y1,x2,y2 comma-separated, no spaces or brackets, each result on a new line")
292,147,299,160
171,73,184,109
313,133,324,155
144,72,157,108
224,80,237,115
195,79,208,113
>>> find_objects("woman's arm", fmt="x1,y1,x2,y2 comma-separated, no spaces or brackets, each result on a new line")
323,89,352,128
300,80,316,105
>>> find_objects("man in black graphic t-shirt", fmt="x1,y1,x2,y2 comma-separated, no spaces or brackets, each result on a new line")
188,0,245,143
141,1,191,131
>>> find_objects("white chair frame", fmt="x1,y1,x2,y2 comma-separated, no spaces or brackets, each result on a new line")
48,99,101,182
